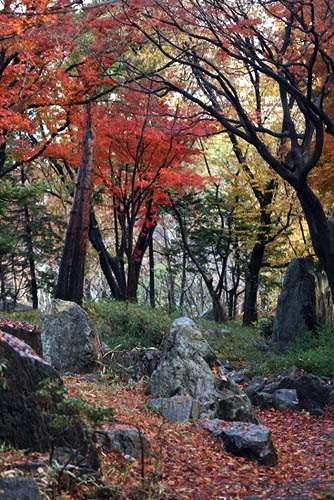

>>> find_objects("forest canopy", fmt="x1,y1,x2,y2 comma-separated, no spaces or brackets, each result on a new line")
0,0,333,323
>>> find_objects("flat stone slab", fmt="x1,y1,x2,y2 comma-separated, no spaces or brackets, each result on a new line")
94,426,154,458
147,395,200,422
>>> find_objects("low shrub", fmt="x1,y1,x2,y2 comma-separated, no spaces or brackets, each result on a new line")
257,315,275,339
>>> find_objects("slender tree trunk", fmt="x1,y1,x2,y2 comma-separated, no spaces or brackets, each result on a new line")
88,210,125,300
20,168,38,308
23,203,38,308
149,233,155,308
243,243,265,326
55,103,94,305
163,226,176,311
126,217,157,302
178,249,187,312
0,260,7,312
173,207,227,322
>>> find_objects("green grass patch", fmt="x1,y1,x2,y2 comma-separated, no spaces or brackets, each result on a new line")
0,309,42,327
2,301,333,377
204,319,334,378
83,300,178,350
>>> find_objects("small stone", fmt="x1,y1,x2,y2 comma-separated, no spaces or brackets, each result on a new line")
252,338,269,352
231,373,250,384
220,422,278,466
309,408,325,417
273,389,299,411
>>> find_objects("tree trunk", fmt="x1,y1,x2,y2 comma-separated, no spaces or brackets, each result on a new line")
212,293,226,323
163,226,176,311
23,203,38,309
55,103,94,305
297,183,334,300
126,217,157,302
0,260,7,312
242,243,265,326
20,168,38,308
88,210,125,300
149,233,155,308
178,249,187,312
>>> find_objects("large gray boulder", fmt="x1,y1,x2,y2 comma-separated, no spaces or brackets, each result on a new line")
272,258,333,351
41,299,100,373
0,331,99,470
147,317,258,423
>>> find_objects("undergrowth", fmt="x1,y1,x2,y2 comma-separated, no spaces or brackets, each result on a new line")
83,300,179,350
1,301,333,377
0,308,42,326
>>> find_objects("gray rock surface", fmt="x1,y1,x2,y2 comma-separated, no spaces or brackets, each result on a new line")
246,369,334,412
41,299,100,373
147,395,200,422
0,332,99,470
198,419,278,466
147,317,258,423
272,258,333,351
221,422,278,466
0,477,42,500
102,346,161,380
95,426,153,458
273,389,299,411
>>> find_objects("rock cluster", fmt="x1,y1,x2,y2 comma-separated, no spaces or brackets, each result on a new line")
245,367,334,414
147,317,258,423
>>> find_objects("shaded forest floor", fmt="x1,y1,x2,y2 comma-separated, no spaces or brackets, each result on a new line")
1,375,334,499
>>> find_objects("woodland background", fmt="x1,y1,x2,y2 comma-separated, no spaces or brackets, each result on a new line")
2,0,334,326
1,2,334,498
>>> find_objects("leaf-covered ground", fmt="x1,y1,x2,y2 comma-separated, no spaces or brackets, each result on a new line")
0,376,334,500
1,374,334,499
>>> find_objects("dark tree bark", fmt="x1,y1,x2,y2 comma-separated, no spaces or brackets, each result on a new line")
148,232,155,308
0,260,7,312
89,209,125,300
178,249,187,312
126,216,157,301
21,168,38,309
55,103,94,305
23,202,38,309
297,182,334,297
162,226,177,311
243,244,266,325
